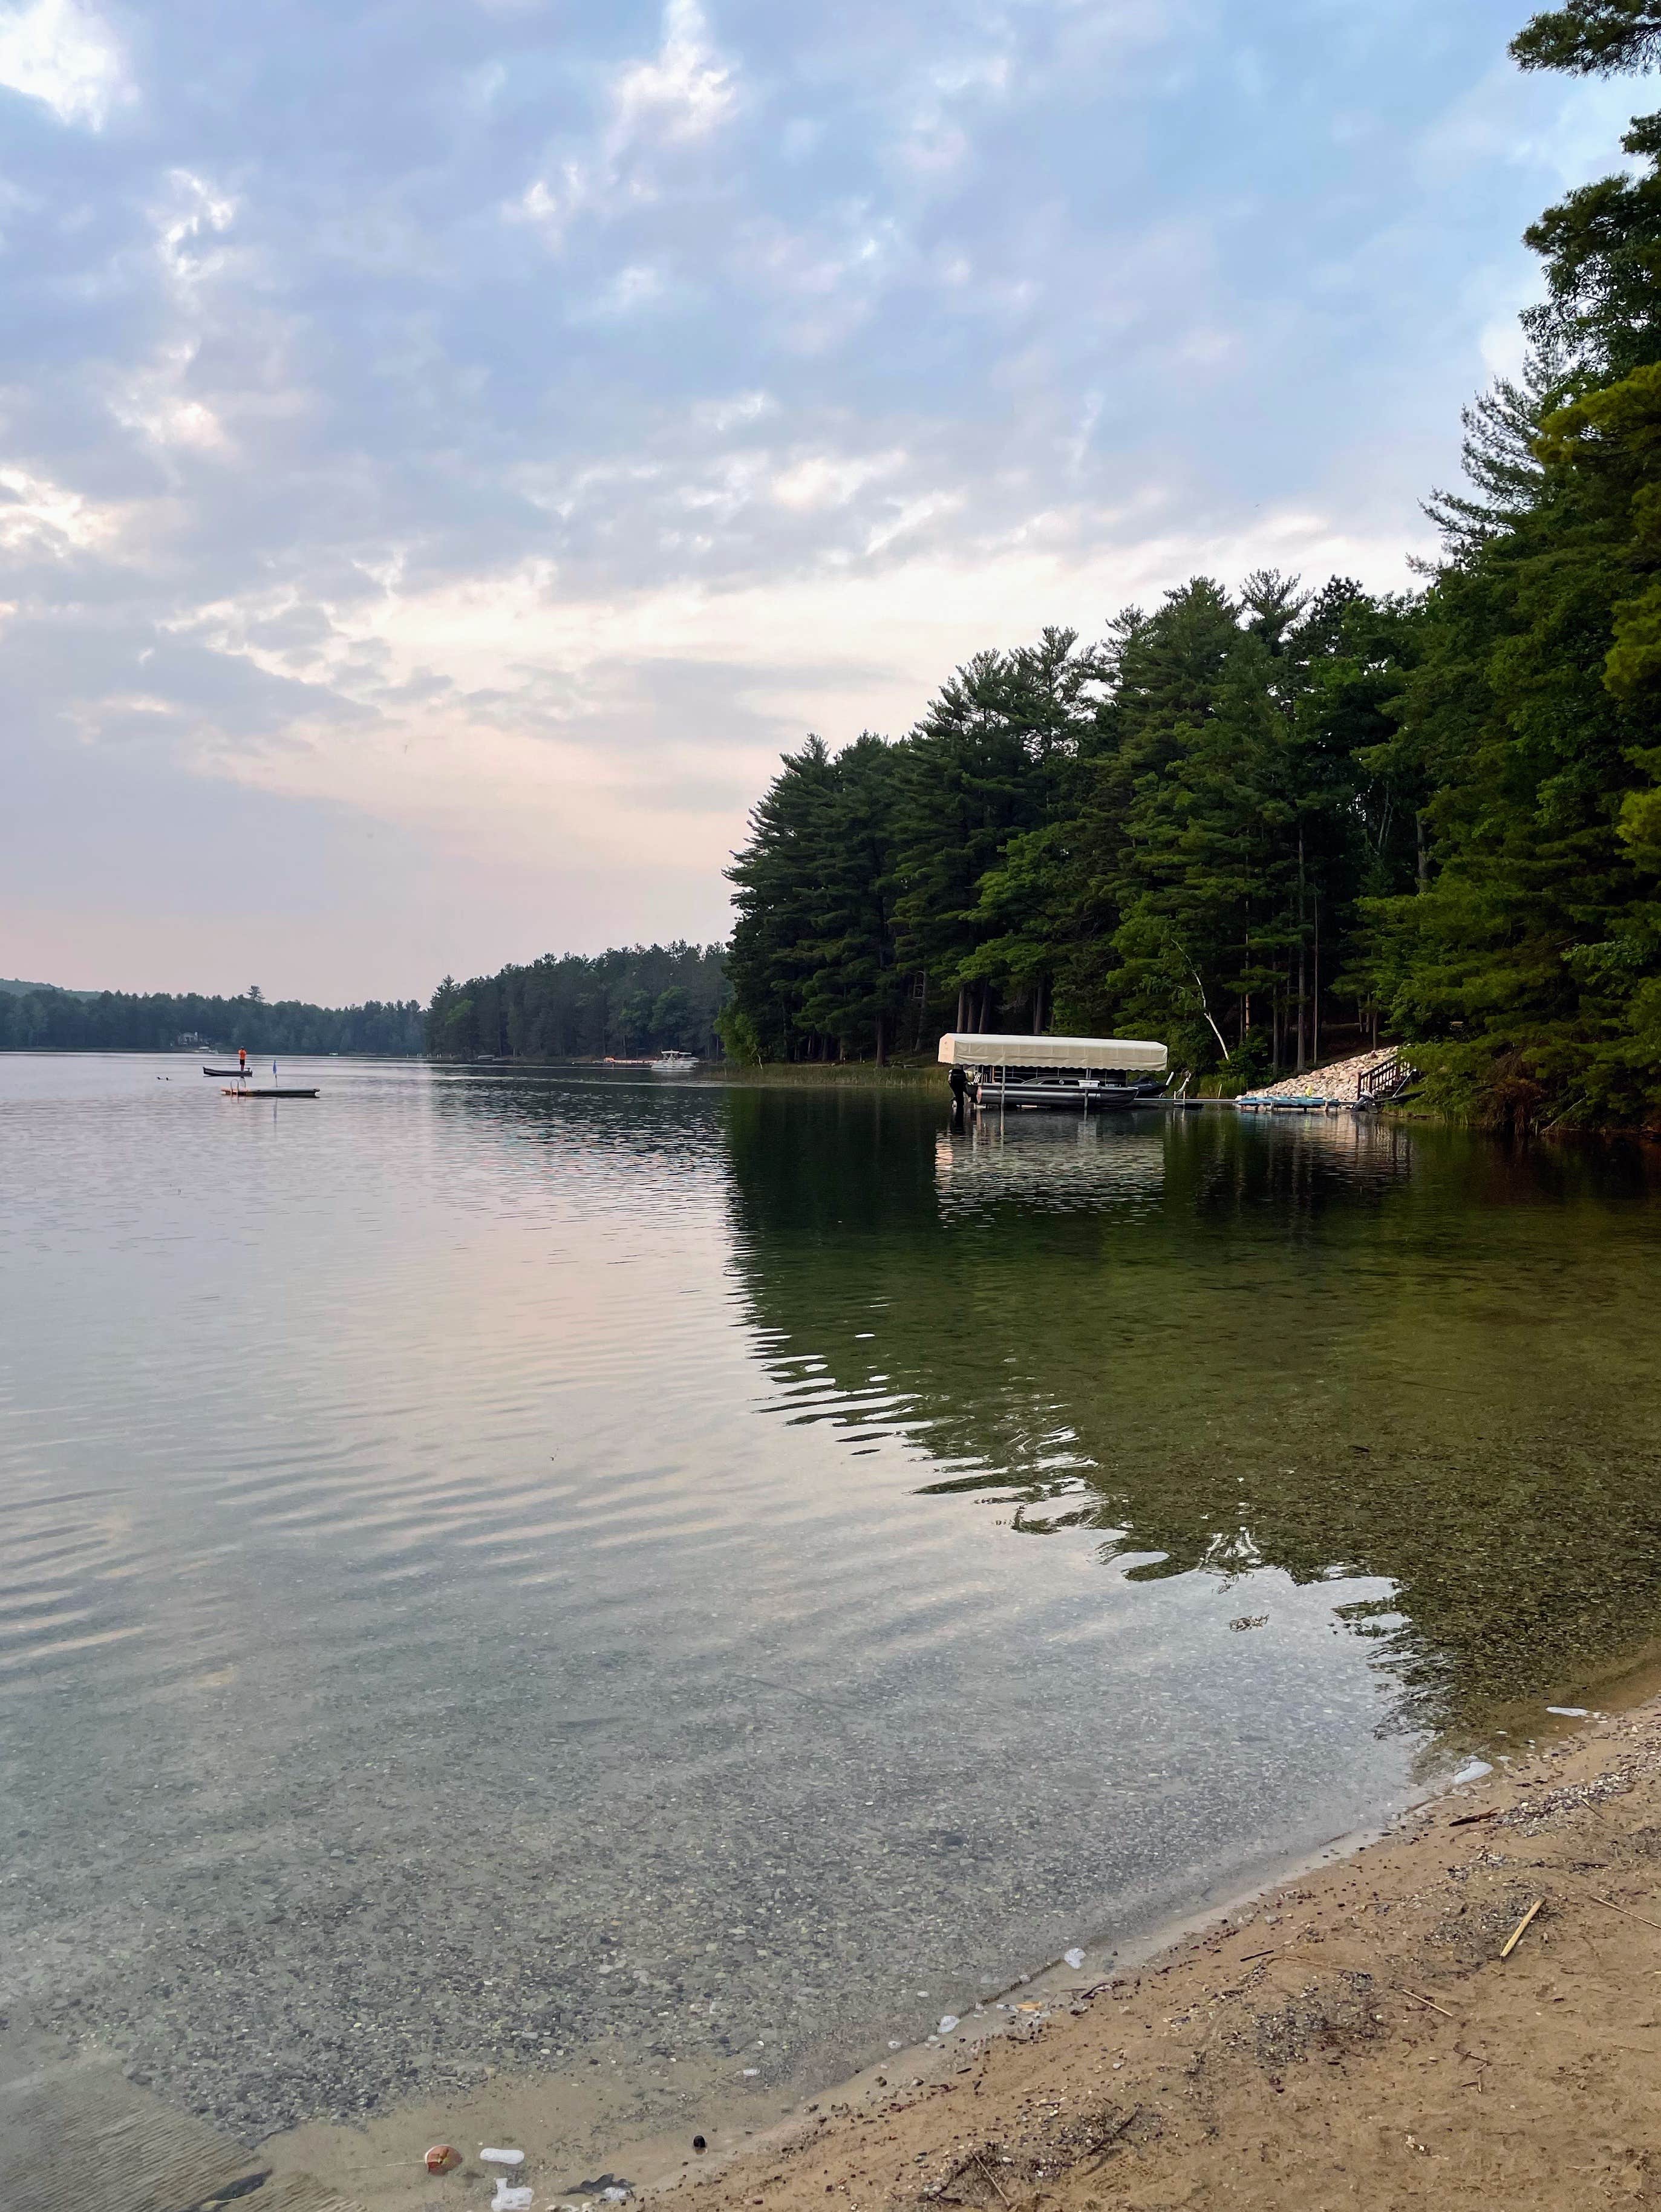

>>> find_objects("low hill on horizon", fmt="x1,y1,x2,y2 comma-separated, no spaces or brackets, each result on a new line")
0,977,98,999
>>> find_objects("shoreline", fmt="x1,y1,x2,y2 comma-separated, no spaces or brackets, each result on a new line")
248,1660,1661,2212
20,1676,1661,2211
253,1815,1408,2212
667,1693,1661,2212
13,1048,1661,1138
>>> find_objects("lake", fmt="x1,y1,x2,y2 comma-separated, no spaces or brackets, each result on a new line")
3,1054,1660,2148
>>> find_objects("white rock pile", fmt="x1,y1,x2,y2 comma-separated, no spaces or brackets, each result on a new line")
1242,1046,1407,1102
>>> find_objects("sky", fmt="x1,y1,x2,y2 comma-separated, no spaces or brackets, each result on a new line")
0,0,1642,1003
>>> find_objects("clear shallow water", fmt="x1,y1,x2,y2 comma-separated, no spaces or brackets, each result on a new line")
2,1056,1660,2138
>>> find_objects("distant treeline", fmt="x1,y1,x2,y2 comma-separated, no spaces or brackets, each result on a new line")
426,942,728,1059
725,6,1661,1129
0,984,423,1057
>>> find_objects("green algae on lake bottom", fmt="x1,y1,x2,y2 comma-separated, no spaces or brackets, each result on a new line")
722,1090,1661,1741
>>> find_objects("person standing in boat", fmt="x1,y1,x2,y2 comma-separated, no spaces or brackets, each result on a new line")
238,1046,247,1079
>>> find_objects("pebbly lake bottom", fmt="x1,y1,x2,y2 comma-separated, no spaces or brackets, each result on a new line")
256,1668,1648,2212
3,1055,1661,2160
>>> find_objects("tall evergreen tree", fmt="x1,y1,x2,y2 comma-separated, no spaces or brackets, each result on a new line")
887,650,1056,1029
1350,94,1661,1120
726,737,843,1060
795,736,906,1062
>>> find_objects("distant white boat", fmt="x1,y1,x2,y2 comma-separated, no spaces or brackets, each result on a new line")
651,1049,700,1075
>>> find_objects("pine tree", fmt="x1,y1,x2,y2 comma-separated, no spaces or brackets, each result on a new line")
888,651,1051,1030
726,737,843,1059
795,736,906,1062
1513,1,1661,76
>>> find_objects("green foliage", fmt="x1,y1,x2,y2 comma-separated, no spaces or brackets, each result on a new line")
1340,87,1661,1130
1512,1,1661,76
1523,113,1661,377
1360,354,1661,1127
714,1005,764,1066
725,736,841,1060
727,582,1420,1079
424,944,727,1060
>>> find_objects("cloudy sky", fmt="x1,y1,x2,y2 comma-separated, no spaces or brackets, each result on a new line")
0,0,1639,1001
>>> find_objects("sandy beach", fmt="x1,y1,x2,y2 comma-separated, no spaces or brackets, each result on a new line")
658,1699,1661,2212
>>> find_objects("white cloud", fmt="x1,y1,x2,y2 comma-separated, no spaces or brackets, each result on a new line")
149,498,1430,880
154,169,239,290
769,449,905,512
578,260,668,319
0,0,123,129
692,390,777,433
0,463,125,555
733,211,909,353
864,491,965,556
1478,313,1529,383
511,163,594,244
111,342,233,456
674,450,771,524
896,48,1012,177
514,0,738,246
611,0,735,148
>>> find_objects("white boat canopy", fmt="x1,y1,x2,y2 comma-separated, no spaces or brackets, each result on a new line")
937,1033,1167,1072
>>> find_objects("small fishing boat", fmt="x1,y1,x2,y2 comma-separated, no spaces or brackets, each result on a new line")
203,1065,247,1076
650,1049,700,1075
223,1086,319,1098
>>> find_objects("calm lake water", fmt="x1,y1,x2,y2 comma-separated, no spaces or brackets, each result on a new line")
4,1054,1660,2142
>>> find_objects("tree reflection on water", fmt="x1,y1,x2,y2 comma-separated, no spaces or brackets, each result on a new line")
723,1091,1661,1738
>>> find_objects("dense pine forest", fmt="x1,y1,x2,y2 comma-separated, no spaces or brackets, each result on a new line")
0,982,423,1057
724,2,1661,1130
425,942,727,1060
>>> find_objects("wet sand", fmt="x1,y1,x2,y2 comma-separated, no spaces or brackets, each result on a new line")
275,1692,1661,2211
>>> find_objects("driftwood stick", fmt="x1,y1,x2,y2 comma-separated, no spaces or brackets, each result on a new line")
973,2156,1011,2207
1499,1899,1544,1959
1398,1985,1457,2019
1588,1894,1661,1933
1238,1946,1279,1962
1449,1809,1499,1829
